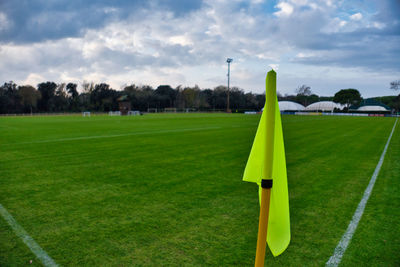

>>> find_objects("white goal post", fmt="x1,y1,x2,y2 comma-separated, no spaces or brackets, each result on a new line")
185,108,197,113
109,111,121,116
128,110,140,116
147,108,157,113
82,111,91,117
164,108,177,113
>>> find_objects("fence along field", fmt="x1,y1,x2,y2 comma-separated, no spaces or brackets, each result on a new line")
0,114,398,266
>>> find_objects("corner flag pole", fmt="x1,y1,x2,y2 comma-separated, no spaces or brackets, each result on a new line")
254,70,277,267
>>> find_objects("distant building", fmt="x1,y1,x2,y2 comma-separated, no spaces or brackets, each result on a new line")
117,95,131,115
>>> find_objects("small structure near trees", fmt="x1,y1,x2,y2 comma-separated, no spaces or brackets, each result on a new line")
117,95,131,115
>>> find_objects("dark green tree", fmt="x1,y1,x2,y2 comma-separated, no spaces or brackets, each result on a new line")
155,85,176,108
66,83,79,111
244,92,258,110
181,86,198,108
66,83,78,98
201,89,214,110
123,84,156,111
123,84,140,109
229,87,246,111
141,85,157,110
18,85,41,113
90,83,120,111
213,86,228,110
255,94,265,110
37,82,57,112
333,89,362,109
53,83,69,112
0,81,21,113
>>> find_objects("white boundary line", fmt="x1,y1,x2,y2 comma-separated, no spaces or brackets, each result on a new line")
326,118,398,267
0,204,58,267
5,126,222,146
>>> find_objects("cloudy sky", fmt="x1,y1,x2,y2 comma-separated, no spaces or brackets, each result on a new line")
0,0,399,97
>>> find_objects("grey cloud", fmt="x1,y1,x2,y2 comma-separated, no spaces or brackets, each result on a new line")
292,44,400,72
254,1,400,71
0,0,203,44
289,26,400,71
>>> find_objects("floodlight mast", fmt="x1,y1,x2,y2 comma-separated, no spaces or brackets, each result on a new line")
226,58,233,112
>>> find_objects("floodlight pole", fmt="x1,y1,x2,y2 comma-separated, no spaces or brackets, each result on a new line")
226,58,233,113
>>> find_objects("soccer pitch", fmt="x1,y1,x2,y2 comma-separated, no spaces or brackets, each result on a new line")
1,114,399,266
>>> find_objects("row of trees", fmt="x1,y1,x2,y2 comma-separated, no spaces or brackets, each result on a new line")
0,81,267,114
1,81,399,114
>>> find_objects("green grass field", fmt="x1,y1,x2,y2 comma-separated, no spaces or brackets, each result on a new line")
0,114,399,266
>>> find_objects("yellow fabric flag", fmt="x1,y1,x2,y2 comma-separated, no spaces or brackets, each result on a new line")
243,70,290,257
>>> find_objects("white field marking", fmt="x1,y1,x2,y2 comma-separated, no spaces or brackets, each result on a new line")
0,204,58,267
326,118,398,267
5,126,222,146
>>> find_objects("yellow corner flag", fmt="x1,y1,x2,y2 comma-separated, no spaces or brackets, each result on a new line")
243,70,290,262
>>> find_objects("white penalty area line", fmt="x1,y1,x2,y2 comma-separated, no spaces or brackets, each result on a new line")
6,126,222,146
0,204,58,267
326,118,398,267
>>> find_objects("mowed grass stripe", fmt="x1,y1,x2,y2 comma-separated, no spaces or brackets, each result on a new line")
339,120,400,267
326,119,398,266
270,116,396,266
0,114,397,266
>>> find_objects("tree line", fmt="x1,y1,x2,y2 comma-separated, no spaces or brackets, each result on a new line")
0,81,399,114
0,81,267,114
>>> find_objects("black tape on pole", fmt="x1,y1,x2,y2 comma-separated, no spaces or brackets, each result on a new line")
261,179,273,189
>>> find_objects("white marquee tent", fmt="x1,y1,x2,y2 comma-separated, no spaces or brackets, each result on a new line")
278,101,305,111
357,105,389,111
305,101,343,111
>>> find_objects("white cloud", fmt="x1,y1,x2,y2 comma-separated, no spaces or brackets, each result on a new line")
22,73,46,86
322,17,348,33
350,12,362,21
296,53,306,58
256,52,280,61
274,2,294,17
325,0,334,7
168,35,193,46
295,52,318,59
